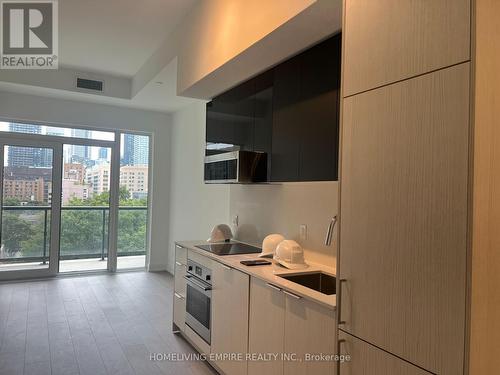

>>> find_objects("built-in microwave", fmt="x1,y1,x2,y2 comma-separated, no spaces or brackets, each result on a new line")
204,151,267,183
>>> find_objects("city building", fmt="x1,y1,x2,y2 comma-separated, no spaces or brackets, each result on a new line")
98,147,108,160
67,129,91,164
2,178,47,203
7,124,53,168
119,165,148,198
45,127,65,137
122,134,149,166
62,179,91,204
8,123,41,135
63,163,86,184
3,167,52,203
85,163,110,195
85,164,148,198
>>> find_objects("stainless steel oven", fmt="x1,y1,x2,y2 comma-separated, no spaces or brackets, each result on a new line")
185,260,212,344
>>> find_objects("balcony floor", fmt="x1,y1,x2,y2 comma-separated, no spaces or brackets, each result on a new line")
0,255,146,273
60,255,146,272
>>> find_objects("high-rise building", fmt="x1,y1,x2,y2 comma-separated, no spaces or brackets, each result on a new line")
8,123,41,135
98,147,108,160
7,124,53,168
122,134,149,166
41,127,66,166
68,129,91,162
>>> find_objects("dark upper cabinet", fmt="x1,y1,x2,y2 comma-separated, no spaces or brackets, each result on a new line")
253,71,274,177
206,33,341,182
206,78,256,152
271,55,302,181
271,34,340,182
297,34,340,181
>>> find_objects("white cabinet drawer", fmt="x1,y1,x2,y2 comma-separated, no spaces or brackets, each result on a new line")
173,291,186,332
211,261,249,375
175,244,187,265
174,263,186,295
248,276,336,375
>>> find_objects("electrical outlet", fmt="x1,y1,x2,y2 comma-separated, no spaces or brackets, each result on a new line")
299,224,307,240
232,215,239,227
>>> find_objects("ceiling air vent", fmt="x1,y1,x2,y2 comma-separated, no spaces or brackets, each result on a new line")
76,77,104,92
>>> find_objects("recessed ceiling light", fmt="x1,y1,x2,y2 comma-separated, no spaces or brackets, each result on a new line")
155,81,163,85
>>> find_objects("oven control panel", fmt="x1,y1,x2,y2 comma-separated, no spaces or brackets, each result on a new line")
186,259,212,285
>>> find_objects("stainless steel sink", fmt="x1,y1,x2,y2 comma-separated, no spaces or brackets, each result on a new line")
278,272,336,295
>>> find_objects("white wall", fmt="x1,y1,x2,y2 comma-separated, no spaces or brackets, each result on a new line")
166,102,230,273
0,90,172,271
229,182,338,267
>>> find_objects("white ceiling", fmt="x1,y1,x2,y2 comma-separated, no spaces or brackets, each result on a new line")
0,0,339,114
0,0,202,113
59,0,198,77
0,59,200,113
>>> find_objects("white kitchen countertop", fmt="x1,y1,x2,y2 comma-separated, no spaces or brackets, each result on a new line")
176,240,336,311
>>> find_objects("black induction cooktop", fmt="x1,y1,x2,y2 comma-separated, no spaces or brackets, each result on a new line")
195,242,261,256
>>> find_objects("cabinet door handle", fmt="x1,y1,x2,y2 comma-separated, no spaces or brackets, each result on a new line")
337,339,346,374
324,216,338,246
266,283,281,292
338,279,347,325
175,261,182,266
283,290,302,299
174,292,184,300
221,264,232,271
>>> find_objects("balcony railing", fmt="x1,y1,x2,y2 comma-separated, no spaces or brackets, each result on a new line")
0,206,147,264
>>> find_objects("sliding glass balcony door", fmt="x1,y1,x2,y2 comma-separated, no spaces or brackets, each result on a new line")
0,138,62,279
0,124,150,279
59,144,112,272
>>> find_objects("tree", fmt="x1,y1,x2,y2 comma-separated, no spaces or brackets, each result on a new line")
3,197,21,206
1,212,34,255
1,187,148,260
60,187,148,257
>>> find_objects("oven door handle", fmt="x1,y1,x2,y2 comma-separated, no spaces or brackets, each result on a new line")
184,275,212,291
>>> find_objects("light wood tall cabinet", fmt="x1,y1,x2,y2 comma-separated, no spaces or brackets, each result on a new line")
248,277,336,375
338,331,432,375
339,0,500,374
211,261,250,375
340,63,470,374
343,0,470,96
